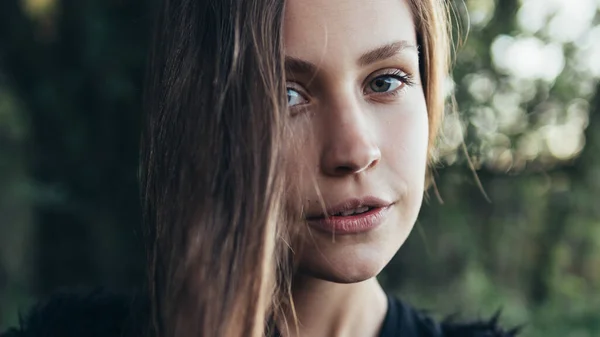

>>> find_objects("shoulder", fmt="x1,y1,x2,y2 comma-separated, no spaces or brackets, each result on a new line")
440,312,522,337
1,288,148,337
385,295,522,337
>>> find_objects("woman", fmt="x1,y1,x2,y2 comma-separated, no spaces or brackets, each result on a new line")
2,0,519,336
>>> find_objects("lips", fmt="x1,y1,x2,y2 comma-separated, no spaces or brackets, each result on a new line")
333,205,372,216
305,196,393,220
304,196,393,235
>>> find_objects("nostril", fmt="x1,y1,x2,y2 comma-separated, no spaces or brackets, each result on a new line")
320,124,381,176
334,164,360,175
322,145,381,176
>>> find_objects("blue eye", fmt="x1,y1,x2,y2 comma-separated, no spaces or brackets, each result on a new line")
369,75,403,93
287,88,307,107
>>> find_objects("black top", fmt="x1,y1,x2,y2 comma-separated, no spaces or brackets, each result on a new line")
378,294,520,337
378,294,441,336
1,289,520,337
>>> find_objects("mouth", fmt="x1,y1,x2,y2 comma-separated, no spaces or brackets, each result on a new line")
305,196,393,220
304,197,394,235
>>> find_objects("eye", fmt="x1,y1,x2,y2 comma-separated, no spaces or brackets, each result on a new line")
369,75,403,93
287,87,308,107
364,70,415,96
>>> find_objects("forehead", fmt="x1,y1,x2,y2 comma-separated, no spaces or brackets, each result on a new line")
283,0,417,61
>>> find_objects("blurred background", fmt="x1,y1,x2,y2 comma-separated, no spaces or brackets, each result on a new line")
0,0,599,335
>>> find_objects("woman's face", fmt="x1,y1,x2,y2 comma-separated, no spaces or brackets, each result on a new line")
284,0,428,283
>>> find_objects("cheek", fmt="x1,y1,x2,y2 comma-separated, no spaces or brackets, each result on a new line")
378,99,430,184
282,121,316,208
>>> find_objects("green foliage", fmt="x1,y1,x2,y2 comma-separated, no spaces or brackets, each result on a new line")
381,1,600,335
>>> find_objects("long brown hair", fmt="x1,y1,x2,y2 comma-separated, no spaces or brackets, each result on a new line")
140,0,451,337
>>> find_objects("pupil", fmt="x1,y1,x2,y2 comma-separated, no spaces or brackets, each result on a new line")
372,77,391,92
287,89,296,103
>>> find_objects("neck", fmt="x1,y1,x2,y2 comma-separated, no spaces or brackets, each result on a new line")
278,275,388,337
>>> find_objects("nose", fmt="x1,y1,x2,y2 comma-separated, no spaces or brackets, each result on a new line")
320,101,381,177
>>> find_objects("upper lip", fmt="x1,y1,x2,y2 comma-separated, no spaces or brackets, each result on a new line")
304,196,393,219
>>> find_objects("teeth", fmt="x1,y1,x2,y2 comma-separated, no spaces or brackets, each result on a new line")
355,206,370,214
341,210,355,216
337,206,370,216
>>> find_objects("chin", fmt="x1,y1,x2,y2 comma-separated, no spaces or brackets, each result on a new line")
296,230,409,283
293,198,419,283
298,257,384,283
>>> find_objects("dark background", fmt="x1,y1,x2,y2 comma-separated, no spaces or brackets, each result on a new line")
1,0,599,336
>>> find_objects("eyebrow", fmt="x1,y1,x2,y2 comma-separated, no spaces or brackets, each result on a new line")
285,40,418,75
357,40,418,67
285,57,318,76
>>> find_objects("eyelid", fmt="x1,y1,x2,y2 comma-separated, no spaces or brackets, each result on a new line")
287,82,309,97
365,68,411,84
286,81,311,107
362,68,415,95
286,81,305,91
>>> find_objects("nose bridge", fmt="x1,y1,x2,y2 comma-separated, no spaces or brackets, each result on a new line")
320,94,381,176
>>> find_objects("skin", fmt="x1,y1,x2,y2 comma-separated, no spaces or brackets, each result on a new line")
282,0,429,336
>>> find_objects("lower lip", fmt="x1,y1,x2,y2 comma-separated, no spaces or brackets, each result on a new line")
306,205,392,235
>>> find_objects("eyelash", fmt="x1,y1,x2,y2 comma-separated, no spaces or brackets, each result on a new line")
286,68,416,109
363,69,416,98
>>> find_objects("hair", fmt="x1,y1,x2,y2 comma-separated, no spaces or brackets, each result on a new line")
139,1,451,337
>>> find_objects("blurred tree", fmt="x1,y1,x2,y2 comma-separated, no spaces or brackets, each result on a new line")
384,1,600,335
0,0,151,326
